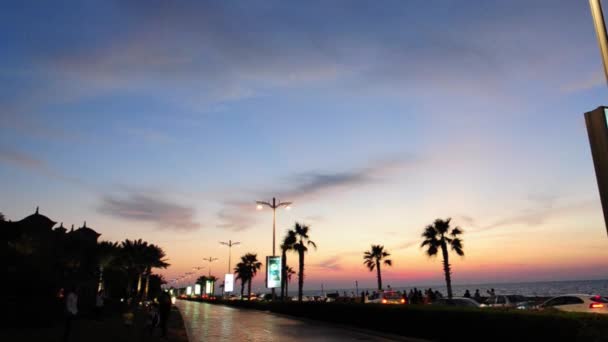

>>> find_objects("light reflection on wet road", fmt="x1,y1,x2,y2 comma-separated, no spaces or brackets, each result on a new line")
177,300,400,341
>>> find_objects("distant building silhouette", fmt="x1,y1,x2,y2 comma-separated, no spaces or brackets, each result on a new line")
6,207,103,316
4,207,100,241
70,221,101,243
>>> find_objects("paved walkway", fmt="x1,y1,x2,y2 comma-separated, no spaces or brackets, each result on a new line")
1,306,188,342
177,300,408,341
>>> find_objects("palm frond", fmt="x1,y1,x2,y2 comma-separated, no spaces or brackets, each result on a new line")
307,240,317,249
450,238,465,256
451,227,463,237
426,244,438,256
422,226,437,239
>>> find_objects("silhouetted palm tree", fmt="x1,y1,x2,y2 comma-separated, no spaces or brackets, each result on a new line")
96,241,119,292
285,266,296,297
292,223,317,302
234,253,262,299
280,229,297,299
234,263,248,298
119,239,149,296
421,218,464,299
196,275,208,285
363,245,392,291
197,275,218,295
143,244,170,300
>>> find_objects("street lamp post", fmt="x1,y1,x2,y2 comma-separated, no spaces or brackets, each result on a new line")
590,0,608,85
256,197,292,257
203,257,219,277
256,197,292,299
220,240,241,273
587,0,608,236
192,266,205,282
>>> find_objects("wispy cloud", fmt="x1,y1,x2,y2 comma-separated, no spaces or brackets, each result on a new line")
312,256,343,271
560,71,605,93
457,215,478,229
277,157,421,203
216,200,258,232
0,146,83,184
0,147,46,170
472,199,600,233
392,240,417,251
98,193,200,232
217,156,422,230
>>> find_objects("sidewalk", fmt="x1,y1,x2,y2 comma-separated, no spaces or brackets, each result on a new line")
1,306,188,342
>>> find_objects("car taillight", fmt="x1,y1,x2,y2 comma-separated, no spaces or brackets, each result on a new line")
590,303,605,309
381,299,388,304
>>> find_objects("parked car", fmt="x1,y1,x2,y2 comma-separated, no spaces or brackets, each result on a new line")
367,291,407,304
432,297,480,308
540,294,608,314
482,295,531,309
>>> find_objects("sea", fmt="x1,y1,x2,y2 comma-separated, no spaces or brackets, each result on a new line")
300,279,608,297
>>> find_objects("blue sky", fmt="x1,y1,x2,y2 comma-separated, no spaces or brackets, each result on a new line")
1,1,607,288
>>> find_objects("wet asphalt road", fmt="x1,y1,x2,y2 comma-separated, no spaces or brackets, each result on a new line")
176,300,403,342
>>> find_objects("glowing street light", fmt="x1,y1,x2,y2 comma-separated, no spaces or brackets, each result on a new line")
203,257,219,277
256,197,292,299
256,197,293,257
219,240,241,273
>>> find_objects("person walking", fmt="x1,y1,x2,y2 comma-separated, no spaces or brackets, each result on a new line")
63,286,78,342
474,289,482,302
159,291,172,338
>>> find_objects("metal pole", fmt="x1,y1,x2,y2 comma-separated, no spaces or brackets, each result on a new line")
272,197,276,256
228,242,232,274
590,0,608,85
272,198,276,299
256,197,292,300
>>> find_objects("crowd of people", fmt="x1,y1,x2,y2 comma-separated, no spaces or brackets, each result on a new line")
60,287,174,341
464,288,496,303
348,286,499,305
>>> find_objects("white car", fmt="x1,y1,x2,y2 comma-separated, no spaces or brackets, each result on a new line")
432,297,480,308
482,295,530,309
540,294,608,314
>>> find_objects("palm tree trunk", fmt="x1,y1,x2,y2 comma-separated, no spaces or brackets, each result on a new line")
298,250,304,302
376,260,382,290
127,273,133,296
240,280,245,298
286,279,289,297
441,240,453,299
136,272,143,297
281,250,287,300
97,266,104,292
248,279,252,299
143,270,150,300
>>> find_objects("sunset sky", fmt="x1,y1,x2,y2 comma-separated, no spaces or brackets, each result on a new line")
1,1,607,290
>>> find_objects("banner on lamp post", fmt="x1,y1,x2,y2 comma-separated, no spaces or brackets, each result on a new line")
266,256,282,289
194,283,201,295
224,274,234,292
205,279,214,295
